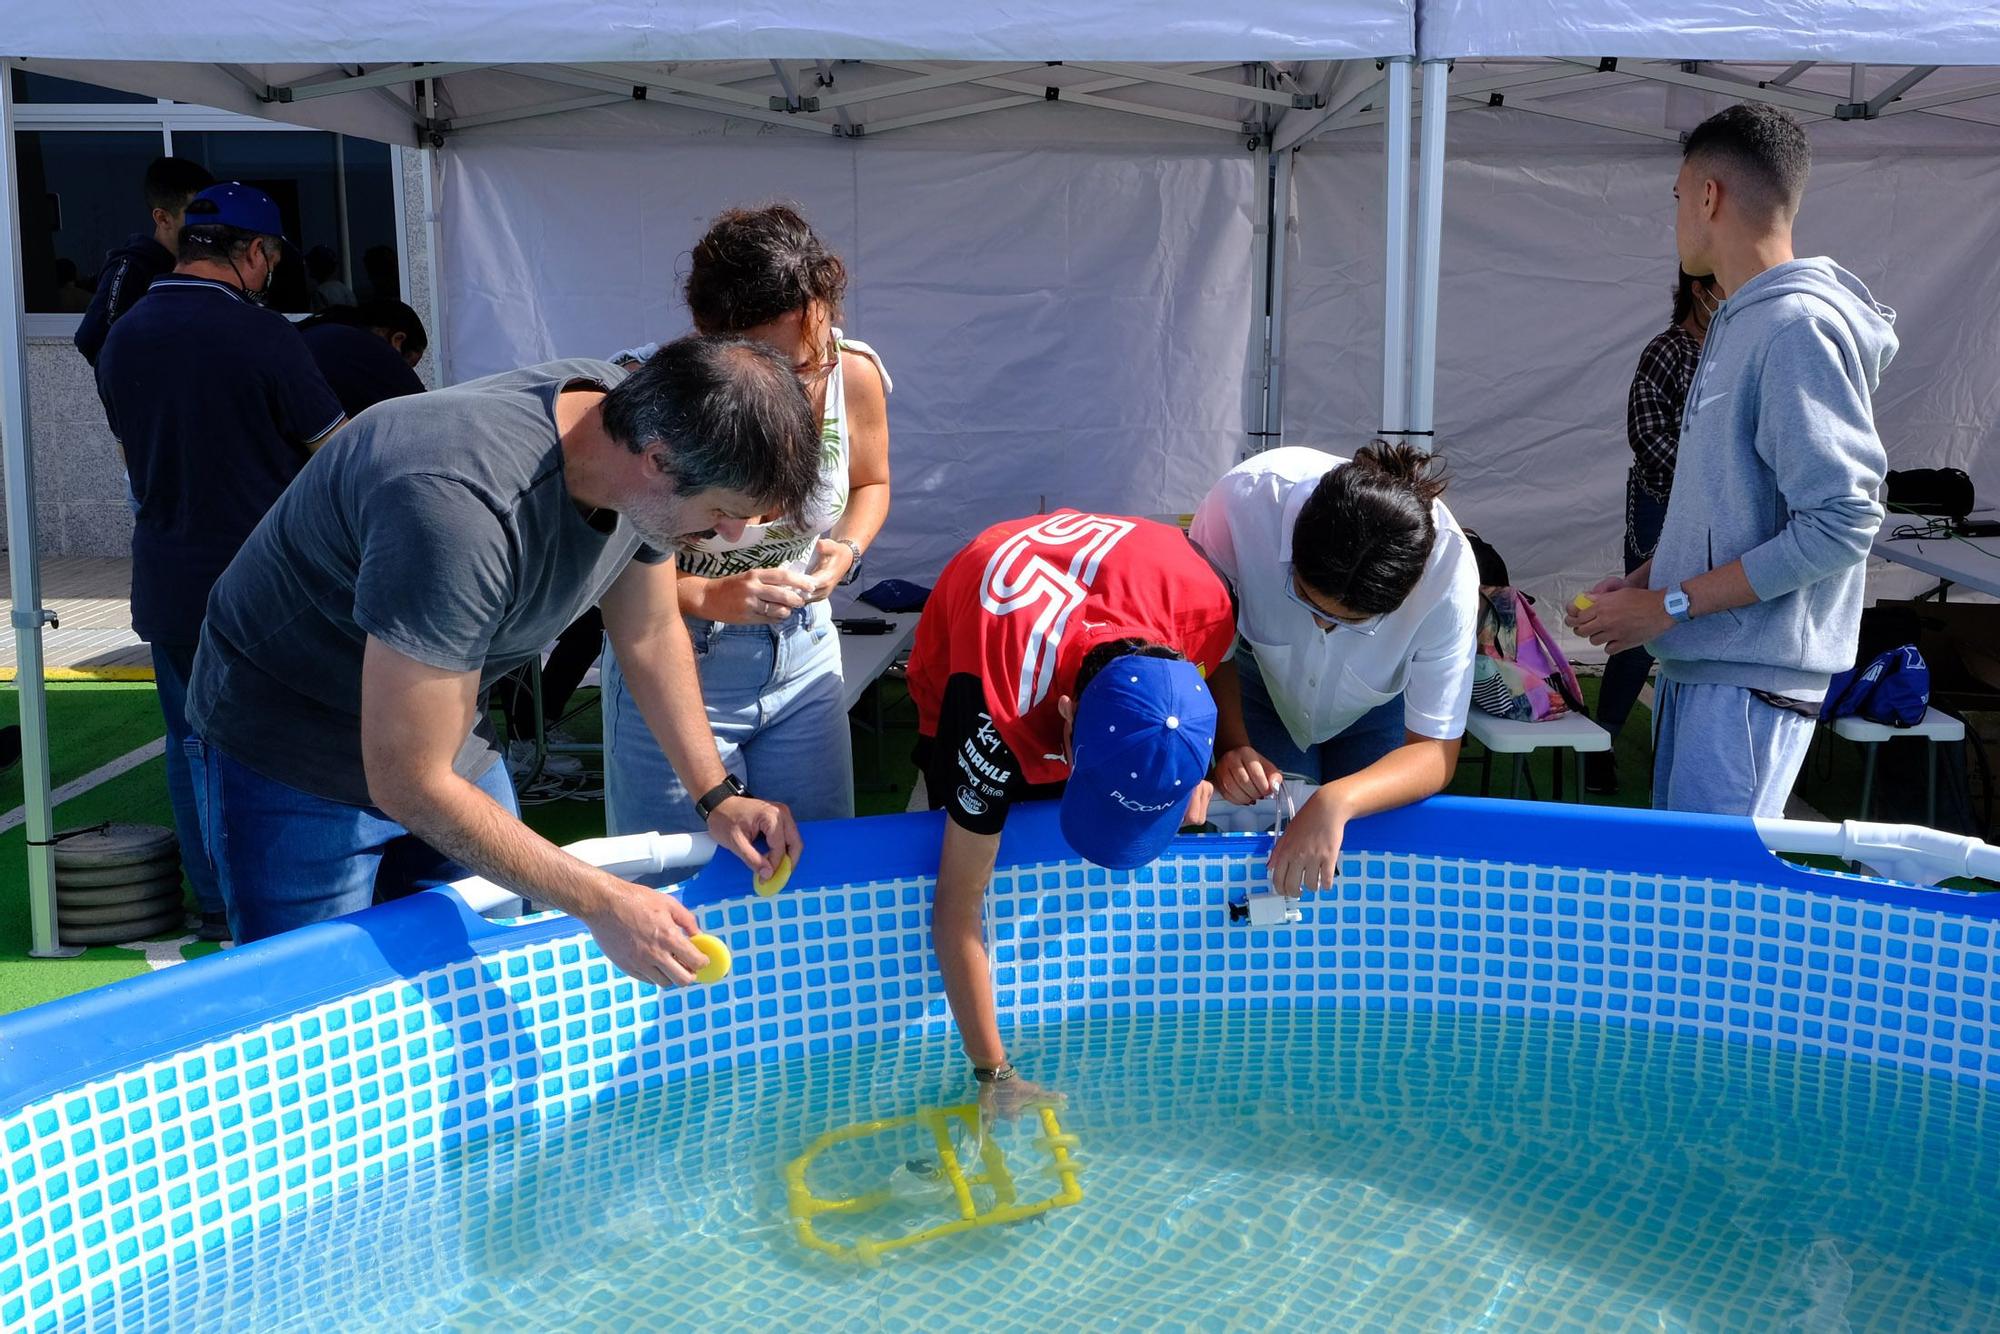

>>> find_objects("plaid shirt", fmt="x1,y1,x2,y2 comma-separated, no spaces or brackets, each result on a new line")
1626,324,1702,502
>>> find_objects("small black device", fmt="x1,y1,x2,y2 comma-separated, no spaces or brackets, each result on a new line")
837,617,893,635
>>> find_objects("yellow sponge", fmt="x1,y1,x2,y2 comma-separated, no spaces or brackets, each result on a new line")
1572,593,1595,612
690,933,732,984
754,852,795,898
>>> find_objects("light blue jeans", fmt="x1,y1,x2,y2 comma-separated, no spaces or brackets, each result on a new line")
603,599,853,836
1652,678,1815,817
1236,648,1408,783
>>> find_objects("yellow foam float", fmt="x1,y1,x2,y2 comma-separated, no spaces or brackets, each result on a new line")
783,1103,1082,1265
689,933,732,985
754,852,795,898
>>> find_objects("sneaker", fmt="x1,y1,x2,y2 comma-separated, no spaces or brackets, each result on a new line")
191,911,233,943
1584,750,1618,796
506,741,582,779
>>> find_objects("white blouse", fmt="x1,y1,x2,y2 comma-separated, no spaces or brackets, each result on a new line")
1190,446,1478,750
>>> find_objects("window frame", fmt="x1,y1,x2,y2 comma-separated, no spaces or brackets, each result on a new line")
13,92,410,336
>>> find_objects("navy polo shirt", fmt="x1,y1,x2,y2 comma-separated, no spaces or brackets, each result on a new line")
300,321,425,419
95,276,344,646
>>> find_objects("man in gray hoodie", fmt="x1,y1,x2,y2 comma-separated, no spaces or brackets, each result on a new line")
1568,103,1896,817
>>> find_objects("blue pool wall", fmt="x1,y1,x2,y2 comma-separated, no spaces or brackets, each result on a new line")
0,797,1995,1330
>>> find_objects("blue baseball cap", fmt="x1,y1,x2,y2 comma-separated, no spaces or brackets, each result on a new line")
182,182,287,241
1060,654,1218,870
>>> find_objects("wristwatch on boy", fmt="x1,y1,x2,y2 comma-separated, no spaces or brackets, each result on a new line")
694,773,747,821
1664,584,1693,624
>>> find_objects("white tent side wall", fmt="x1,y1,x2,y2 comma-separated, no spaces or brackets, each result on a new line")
1286,108,2000,636
441,123,1262,581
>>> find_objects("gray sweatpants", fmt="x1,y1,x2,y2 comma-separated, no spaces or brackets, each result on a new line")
1652,679,1816,818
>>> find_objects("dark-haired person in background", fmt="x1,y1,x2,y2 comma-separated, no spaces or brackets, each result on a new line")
907,511,1234,1109
186,338,818,988
74,155,214,367
602,204,891,838
299,299,429,417
95,182,345,941
1570,104,1894,817
1191,444,1479,897
1588,268,1723,795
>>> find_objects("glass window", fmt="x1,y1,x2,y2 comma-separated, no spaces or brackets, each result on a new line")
177,132,399,314
14,130,165,315
9,70,155,106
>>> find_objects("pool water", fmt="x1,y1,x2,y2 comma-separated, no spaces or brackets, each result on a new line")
92,1009,2000,1332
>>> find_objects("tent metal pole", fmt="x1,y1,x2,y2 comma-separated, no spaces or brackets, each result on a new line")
1379,58,1413,438
0,65,73,957
1407,60,1449,450
1267,146,1294,449
1250,138,1273,452
420,80,450,385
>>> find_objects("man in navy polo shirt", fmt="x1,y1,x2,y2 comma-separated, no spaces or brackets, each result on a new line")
95,182,345,939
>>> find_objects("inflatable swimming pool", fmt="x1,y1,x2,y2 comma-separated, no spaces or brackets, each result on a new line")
1,798,1996,1330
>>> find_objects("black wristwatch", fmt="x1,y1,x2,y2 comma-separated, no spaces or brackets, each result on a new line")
972,1061,1016,1084
694,773,747,821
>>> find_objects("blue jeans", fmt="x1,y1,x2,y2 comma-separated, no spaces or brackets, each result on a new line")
1237,648,1408,783
603,599,852,837
188,737,519,942
1598,474,1672,740
151,644,222,916
1652,679,1814,817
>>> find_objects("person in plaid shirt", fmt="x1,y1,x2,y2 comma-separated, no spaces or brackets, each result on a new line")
1589,268,1721,793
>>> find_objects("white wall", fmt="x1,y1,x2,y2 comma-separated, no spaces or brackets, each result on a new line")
441,125,1260,587
1287,110,2000,624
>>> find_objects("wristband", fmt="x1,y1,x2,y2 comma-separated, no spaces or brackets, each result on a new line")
694,774,747,821
972,1061,1017,1084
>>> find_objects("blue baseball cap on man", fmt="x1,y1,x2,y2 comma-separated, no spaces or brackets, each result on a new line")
1060,654,1218,870
182,182,287,241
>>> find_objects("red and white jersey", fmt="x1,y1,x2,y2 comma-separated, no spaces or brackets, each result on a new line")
909,511,1236,785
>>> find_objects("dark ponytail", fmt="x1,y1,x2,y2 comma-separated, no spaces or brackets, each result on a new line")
683,203,848,335
1290,442,1447,616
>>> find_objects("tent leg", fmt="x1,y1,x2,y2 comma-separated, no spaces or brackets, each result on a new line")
0,67,77,958
1380,57,1413,439
419,80,450,386
1249,138,1272,455
1406,60,1450,450
1266,146,1294,449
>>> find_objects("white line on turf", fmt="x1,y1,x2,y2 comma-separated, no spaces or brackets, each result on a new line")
0,737,166,836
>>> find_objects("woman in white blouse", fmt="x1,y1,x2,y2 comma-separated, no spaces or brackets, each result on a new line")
1189,443,1479,895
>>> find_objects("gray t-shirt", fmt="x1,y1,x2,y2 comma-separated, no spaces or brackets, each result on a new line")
187,359,665,806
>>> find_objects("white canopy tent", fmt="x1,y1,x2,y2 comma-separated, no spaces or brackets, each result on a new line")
1,6,1420,953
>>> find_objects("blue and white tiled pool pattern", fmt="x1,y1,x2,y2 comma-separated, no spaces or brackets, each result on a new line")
2,838,1997,1330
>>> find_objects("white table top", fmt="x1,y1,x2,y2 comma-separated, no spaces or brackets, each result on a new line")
572,606,918,712
1463,709,1611,754
1873,528,2000,600
834,610,919,713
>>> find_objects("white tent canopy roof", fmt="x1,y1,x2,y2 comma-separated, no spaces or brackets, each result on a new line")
16,1,1413,64
1419,0,2000,65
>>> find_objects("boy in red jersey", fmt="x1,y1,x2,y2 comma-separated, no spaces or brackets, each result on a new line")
908,511,1235,1109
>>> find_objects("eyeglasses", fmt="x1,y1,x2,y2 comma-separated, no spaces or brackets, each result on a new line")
1283,566,1382,635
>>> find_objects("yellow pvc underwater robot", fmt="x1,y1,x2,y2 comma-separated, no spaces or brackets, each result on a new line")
784,1103,1083,1265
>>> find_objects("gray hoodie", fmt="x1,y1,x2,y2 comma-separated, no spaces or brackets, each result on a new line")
1649,257,1897,698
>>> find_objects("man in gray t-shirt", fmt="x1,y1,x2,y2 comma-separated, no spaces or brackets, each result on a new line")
186,336,825,986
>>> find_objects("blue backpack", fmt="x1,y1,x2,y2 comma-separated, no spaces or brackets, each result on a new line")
1820,645,1930,727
